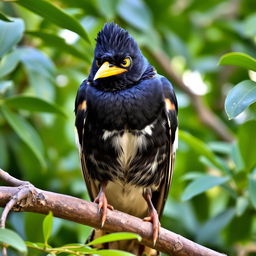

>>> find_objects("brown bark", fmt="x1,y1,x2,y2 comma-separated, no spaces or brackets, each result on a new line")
0,170,226,256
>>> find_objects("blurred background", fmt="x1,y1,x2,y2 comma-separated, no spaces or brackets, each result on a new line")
0,0,256,255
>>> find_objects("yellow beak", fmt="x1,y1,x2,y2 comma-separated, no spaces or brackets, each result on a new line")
93,61,127,80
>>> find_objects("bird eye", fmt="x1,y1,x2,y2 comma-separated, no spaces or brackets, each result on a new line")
96,59,100,67
120,57,132,68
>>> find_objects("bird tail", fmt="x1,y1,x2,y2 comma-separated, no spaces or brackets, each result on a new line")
86,229,159,256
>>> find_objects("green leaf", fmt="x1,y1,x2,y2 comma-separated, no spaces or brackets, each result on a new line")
0,18,24,57
243,14,256,37
199,156,228,171
24,212,44,243
0,80,13,94
25,241,45,249
43,212,53,245
0,133,9,168
225,210,253,244
208,141,231,155
231,142,244,172
58,244,97,253
196,208,235,243
18,47,55,79
17,0,90,43
0,105,46,169
219,52,256,72
87,232,141,246
18,47,55,99
26,31,90,63
94,249,135,256
179,130,225,172
0,50,22,78
225,80,256,119
180,172,203,181
0,228,27,254
117,0,152,31
181,175,230,201
238,120,256,170
248,170,256,209
0,12,13,22
164,30,190,62
5,95,66,117
235,196,249,216
95,0,119,20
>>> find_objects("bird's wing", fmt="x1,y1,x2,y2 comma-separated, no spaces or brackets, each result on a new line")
75,80,98,201
154,76,178,217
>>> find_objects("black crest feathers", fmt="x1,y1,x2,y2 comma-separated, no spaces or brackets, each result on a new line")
95,22,139,54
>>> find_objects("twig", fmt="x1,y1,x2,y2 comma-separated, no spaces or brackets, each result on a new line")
149,50,234,142
0,169,38,256
0,169,226,256
0,169,27,187
0,182,36,228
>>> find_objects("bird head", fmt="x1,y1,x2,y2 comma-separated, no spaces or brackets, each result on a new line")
88,23,150,91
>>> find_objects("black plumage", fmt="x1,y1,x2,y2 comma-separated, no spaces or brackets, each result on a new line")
75,23,178,256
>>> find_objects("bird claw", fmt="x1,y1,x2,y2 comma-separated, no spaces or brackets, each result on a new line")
143,209,160,247
94,191,113,227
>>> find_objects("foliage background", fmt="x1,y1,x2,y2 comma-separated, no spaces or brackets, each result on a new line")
0,0,256,255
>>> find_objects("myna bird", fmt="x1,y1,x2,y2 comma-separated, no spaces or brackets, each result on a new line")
75,23,178,256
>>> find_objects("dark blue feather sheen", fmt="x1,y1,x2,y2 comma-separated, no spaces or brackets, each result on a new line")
75,75,177,185
86,77,164,130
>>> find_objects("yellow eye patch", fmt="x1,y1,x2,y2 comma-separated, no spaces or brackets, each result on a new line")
120,57,132,68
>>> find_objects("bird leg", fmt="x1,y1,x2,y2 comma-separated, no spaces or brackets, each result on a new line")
94,182,113,227
143,188,160,246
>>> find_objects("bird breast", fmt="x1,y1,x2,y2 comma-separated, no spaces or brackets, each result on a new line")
105,181,148,217
102,123,154,171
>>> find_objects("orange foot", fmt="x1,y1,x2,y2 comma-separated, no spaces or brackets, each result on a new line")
94,184,113,227
143,188,161,246
143,208,161,246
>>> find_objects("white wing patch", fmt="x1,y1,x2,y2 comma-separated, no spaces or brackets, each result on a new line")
102,130,118,140
74,127,81,153
173,129,178,152
102,123,154,140
141,123,154,136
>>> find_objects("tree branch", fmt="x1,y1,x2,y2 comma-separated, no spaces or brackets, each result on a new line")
0,169,226,256
149,50,234,142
